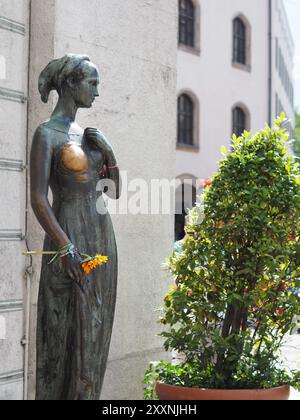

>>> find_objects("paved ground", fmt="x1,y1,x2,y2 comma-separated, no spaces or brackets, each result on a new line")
281,333,300,400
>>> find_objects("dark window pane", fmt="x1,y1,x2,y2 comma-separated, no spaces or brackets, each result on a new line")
179,0,195,48
232,107,246,137
178,94,194,145
233,18,246,64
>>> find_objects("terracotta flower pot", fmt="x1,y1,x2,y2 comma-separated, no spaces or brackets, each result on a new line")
156,381,290,401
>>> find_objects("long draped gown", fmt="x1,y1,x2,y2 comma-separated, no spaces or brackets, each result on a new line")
35,124,118,400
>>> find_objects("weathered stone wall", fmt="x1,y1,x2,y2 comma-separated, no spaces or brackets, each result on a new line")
0,0,30,400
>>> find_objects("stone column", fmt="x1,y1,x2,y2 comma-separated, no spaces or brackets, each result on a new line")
26,0,56,400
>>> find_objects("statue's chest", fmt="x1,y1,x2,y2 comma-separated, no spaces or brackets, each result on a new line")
54,141,104,183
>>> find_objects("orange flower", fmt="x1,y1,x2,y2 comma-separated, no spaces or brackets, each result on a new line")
199,178,213,189
278,282,287,292
288,234,297,242
82,254,108,275
277,308,284,317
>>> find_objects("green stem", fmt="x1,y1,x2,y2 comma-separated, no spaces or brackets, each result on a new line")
23,251,56,256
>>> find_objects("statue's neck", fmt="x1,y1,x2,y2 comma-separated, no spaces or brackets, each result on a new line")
49,97,83,136
51,96,78,123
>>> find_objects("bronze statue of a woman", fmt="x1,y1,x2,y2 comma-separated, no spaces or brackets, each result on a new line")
30,54,120,400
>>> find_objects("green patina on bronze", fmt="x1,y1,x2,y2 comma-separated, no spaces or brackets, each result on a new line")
30,54,120,400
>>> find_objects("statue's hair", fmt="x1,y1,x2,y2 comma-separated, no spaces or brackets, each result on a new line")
38,53,91,103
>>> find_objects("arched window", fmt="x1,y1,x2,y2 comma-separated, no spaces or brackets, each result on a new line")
233,17,246,65
175,178,197,241
177,94,194,146
179,0,195,48
232,106,246,137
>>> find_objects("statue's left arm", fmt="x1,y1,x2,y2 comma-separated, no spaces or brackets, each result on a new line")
105,164,121,200
84,128,121,200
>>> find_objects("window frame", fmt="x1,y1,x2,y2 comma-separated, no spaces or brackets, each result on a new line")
232,105,249,138
233,17,246,65
179,0,195,48
177,92,200,151
178,0,200,55
232,14,251,72
175,175,197,240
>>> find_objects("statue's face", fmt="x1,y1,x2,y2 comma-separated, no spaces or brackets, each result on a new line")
72,62,100,108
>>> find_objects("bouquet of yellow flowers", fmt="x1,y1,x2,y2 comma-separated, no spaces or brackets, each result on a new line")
81,254,108,274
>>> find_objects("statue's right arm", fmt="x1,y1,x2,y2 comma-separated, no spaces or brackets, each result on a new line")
30,127,85,286
30,126,71,249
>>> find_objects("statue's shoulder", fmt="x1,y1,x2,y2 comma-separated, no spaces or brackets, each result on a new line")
95,128,108,141
32,122,57,151
34,121,54,138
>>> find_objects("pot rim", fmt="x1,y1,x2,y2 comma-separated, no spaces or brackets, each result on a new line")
156,381,290,392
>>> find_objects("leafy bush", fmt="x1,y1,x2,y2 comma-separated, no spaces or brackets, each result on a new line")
144,115,300,398
293,112,300,158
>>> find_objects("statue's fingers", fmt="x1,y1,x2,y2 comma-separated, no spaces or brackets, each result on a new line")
75,266,85,286
67,269,75,281
76,268,83,283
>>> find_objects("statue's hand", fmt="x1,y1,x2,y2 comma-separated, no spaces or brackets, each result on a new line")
61,253,85,288
84,128,116,165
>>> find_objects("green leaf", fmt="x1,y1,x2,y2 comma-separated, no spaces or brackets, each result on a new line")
280,111,286,122
282,133,289,142
221,146,227,156
243,130,251,139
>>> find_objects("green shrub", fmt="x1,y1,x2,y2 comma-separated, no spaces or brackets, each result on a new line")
145,115,300,398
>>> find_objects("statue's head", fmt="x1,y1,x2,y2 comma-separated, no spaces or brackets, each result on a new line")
38,53,99,108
